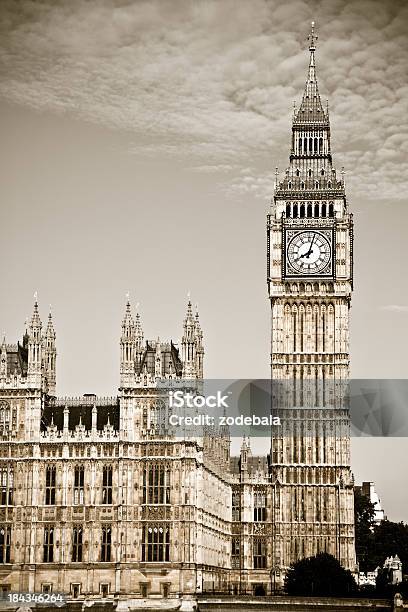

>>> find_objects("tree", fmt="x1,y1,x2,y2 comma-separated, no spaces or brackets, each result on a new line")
372,520,408,570
285,553,357,597
354,488,375,572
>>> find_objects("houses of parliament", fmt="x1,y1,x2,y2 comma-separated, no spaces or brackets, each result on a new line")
0,25,356,607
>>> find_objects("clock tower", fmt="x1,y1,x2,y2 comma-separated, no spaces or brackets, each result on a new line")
267,23,356,579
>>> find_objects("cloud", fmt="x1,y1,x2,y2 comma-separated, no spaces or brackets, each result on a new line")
0,0,407,201
380,305,408,312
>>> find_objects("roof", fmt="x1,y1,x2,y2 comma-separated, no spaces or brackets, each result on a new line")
3,339,28,377
42,396,119,432
294,24,328,126
137,340,183,377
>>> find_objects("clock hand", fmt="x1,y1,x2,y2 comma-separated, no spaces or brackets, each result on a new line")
305,234,316,258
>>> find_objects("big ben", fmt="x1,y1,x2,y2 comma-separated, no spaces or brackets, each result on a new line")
267,23,356,582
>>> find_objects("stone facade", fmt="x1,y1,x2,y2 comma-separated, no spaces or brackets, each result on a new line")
0,26,356,605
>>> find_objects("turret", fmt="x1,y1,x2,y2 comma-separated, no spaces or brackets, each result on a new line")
0,335,7,379
194,307,204,379
120,296,136,386
43,308,57,396
181,296,204,379
27,295,43,387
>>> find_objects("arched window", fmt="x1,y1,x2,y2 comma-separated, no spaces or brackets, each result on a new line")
296,169,300,177
329,203,334,217
320,169,325,176
314,138,318,153
298,138,302,154
314,203,319,217
322,203,327,217
304,138,307,153
293,204,298,218
288,181,292,189
327,181,332,188
300,181,305,190
309,137,313,152
307,204,312,218
308,169,312,177
300,204,305,218
319,137,323,152
0,466,13,505
0,401,10,435
315,181,319,189
286,204,291,217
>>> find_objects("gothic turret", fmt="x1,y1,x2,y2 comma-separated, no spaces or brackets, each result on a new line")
181,297,204,379
0,335,7,379
43,308,56,396
27,295,43,386
120,297,135,386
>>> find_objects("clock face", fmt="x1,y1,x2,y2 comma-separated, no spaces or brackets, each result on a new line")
285,229,333,277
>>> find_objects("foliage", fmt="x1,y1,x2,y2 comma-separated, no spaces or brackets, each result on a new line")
354,488,376,573
354,488,408,573
371,520,408,570
285,553,357,597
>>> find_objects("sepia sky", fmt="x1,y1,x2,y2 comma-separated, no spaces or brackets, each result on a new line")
0,0,408,521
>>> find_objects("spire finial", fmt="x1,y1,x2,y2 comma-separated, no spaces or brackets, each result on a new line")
308,21,317,51
125,292,131,314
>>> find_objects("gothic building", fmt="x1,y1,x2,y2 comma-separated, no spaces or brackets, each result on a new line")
0,25,356,606
266,22,356,576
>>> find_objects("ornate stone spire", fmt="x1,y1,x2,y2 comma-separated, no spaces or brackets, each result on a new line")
122,295,134,331
44,307,57,396
0,334,7,378
45,308,55,340
294,21,327,125
182,295,203,379
120,295,135,381
29,293,42,338
134,303,144,350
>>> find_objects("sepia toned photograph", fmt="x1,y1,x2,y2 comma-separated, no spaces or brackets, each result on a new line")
0,1,407,610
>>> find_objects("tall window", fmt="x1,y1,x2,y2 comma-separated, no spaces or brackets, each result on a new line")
74,466,84,505
232,488,240,522
45,467,56,505
142,525,170,562
0,527,11,563
253,537,266,569
43,527,54,562
101,526,111,562
102,466,112,504
231,537,240,569
143,464,170,504
0,467,13,505
254,490,266,522
72,526,83,562
0,401,10,436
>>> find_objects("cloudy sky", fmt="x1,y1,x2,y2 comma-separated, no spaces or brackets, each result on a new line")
0,0,407,520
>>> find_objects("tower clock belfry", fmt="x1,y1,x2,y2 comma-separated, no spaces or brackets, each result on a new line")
267,23,356,578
